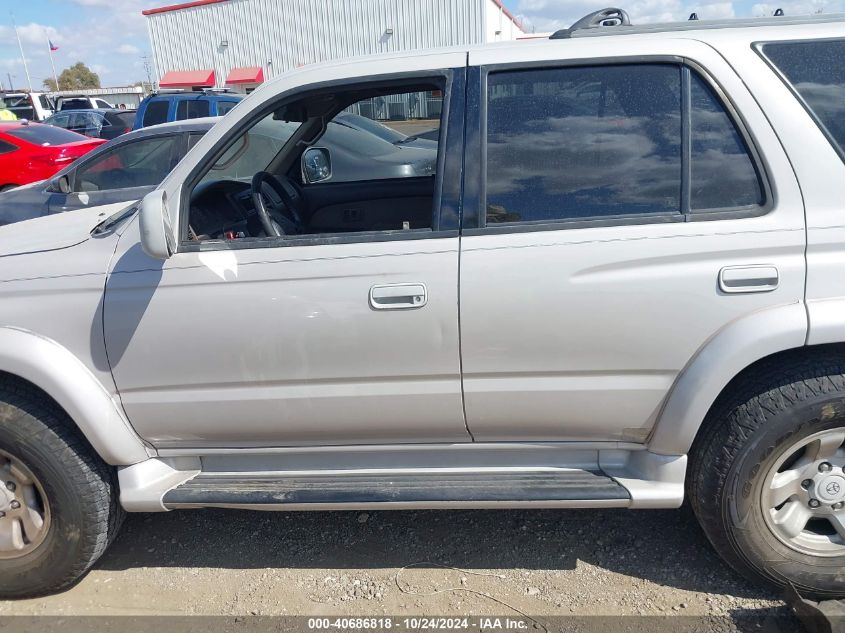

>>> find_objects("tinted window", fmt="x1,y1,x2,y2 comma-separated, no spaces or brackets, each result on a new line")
690,73,762,210
5,124,87,145
762,40,845,158
216,100,238,115
142,100,169,127
74,135,178,192
187,133,205,150
60,99,90,110
176,100,210,120
0,139,17,155
486,64,682,224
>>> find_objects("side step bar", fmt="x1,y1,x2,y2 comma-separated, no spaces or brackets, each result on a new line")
163,470,630,509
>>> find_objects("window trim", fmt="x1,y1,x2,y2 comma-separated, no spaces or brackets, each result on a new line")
177,68,464,254
465,55,772,235
754,37,845,167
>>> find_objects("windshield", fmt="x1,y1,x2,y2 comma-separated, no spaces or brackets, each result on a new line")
5,124,88,145
200,114,301,183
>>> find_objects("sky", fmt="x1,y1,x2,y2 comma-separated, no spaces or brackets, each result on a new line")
0,0,843,91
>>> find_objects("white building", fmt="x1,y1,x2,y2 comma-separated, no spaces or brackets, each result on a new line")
143,0,525,93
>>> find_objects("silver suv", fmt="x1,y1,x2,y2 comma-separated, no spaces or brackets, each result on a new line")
1,10,844,600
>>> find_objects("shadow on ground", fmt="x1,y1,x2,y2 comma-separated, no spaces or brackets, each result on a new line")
98,506,775,600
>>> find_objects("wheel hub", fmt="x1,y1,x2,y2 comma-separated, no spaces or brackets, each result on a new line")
0,449,51,559
762,427,845,557
815,472,845,505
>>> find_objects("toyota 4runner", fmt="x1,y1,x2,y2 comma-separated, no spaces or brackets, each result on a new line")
1,9,844,600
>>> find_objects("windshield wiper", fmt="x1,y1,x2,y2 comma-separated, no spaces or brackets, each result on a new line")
91,204,139,236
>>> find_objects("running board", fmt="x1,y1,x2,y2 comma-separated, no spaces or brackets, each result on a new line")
117,446,688,512
162,470,630,509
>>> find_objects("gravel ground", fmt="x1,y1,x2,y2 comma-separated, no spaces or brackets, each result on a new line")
0,506,805,631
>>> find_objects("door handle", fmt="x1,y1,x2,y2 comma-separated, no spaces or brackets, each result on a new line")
369,283,427,310
719,265,779,294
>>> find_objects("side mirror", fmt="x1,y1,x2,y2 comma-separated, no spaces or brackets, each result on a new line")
139,189,174,260
302,147,332,184
49,174,71,194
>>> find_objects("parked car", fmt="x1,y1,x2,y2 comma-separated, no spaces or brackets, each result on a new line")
0,116,436,226
0,92,55,121
134,91,242,129
55,95,114,111
335,112,438,150
0,121,105,191
1,10,845,602
43,109,136,140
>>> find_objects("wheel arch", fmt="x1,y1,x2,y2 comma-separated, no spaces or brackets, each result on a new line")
649,301,809,455
0,326,150,465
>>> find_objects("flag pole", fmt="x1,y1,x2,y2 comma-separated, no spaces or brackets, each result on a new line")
46,35,60,91
11,15,33,92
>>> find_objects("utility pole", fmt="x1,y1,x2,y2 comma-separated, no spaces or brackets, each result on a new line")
11,15,33,92
142,55,154,91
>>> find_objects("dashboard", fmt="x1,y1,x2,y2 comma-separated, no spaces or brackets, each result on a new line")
189,179,283,240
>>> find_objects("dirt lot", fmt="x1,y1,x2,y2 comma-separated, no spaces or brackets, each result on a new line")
0,506,804,631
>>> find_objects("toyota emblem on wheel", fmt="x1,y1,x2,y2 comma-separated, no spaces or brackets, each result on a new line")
827,481,842,496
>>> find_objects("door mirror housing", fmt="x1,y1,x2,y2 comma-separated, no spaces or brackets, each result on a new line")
139,189,174,260
49,174,71,194
302,147,332,184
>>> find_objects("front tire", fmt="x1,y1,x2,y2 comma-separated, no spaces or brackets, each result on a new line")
0,379,124,598
689,354,845,600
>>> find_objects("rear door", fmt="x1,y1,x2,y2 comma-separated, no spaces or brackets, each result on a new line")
459,39,805,443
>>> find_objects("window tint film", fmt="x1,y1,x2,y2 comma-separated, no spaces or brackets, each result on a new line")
485,64,682,224
762,40,845,158
142,100,169,127
689,72,762,210
176,100,210,121
75,136,178,192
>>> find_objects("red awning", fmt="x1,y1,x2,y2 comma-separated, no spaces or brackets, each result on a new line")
225,67,264,85
159,69,216,88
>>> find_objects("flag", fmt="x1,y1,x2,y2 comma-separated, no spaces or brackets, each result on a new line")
49,40,58,52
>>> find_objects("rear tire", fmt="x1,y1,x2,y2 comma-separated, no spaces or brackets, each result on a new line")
0,379,124,598
689,353,845,600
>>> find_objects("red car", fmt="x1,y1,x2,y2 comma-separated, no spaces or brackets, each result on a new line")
0,121,105,191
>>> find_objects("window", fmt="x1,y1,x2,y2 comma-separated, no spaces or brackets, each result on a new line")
142,100,169,127
761,40,845,160
216,100,238,116
486,65,682,223
176,100,210,121
0,139,17,155
186,82,445,243
73,135,179,192
5,124,85,145
187,133,205,150
60,98,91,111
484,64,762,226
689,72,762,210
95,99,112,109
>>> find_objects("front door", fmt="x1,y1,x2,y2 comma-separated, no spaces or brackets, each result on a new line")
459,42,805,443
104,72,469,449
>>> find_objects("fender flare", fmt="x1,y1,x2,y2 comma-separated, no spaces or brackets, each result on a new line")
648,302,808,456
0,326,150,465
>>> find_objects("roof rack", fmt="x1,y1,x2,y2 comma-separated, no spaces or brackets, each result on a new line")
550,8,630,39
548,6,845,39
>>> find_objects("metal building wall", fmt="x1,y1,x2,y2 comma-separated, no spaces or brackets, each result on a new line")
146,0,489,88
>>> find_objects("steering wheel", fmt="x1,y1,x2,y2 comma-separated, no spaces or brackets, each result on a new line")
251,171,306,237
